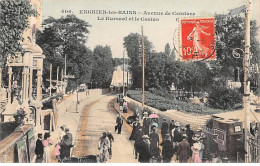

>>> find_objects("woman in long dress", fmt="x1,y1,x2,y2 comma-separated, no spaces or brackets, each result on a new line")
129,118,140,140
42,132,53,163
191,138,204,163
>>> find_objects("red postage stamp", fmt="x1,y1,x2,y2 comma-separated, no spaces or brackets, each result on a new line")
181,18,216,61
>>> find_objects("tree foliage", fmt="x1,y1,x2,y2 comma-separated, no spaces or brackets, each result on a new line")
0,0,36,67
123,33,153,88
210,14,260,82
91,45,114,88
36,14,93,90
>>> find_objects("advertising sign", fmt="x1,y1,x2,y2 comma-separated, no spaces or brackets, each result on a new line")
27,129,35,162
214,128,226,151
181,18,216,61
16,137,29,163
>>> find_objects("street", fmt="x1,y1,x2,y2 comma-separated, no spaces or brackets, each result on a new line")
73,94,138,163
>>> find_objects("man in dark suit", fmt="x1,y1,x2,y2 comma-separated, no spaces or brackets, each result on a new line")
60,128,73,160
134,126,144,159
161,118,168,140
177,134,190,163
116,114,124,134
160,134,174,163
138,135,151,163
35,133,44,163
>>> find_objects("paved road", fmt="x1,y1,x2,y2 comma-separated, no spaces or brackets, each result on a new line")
73,94,138,163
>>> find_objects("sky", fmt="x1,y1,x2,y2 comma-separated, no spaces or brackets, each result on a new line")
42,0,260,58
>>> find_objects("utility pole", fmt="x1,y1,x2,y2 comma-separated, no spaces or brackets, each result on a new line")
123,51,125,96
57,66,59,85
50,64,52,97
141,26,145,109
127,57,129,91
244,0,252,163
65,54,67,77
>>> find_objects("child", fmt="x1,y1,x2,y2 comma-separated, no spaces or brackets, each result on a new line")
55,142,61,161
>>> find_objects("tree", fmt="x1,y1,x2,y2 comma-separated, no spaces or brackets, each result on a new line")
0,0,36,84
164,43,171,56
145,52,167,89
210,14,260,83
123,33,153,88
91,45,114,88
36,14,92,90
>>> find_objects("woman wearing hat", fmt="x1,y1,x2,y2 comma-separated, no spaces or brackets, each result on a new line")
191,134,204,163
42,132,53,163
149,127,160,159
129,118,140,140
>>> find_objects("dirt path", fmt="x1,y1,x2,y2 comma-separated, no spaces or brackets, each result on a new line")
72,95,138,163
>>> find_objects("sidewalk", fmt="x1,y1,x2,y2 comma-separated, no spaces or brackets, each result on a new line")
48,90,108,162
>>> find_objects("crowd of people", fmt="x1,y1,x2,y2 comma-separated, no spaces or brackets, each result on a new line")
127,108,220,163
34,125,74,163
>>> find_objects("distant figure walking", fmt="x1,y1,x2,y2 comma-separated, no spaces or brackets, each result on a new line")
116,114,124,134
35,133,44,163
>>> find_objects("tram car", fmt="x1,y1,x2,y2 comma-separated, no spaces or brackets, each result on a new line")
204,114,260,163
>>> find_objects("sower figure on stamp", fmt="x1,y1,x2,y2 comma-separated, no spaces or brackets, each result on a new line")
187,21,211,56
35,133,44,163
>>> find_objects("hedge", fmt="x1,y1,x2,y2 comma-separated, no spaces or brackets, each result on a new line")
126,90,240,115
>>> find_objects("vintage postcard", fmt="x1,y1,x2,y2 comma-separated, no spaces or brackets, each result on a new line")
0,0,260,164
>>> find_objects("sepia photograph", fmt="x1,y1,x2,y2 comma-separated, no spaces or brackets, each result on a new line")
0,0,260,164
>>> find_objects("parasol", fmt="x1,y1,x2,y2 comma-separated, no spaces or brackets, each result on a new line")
149,114,159,118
